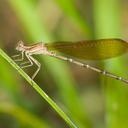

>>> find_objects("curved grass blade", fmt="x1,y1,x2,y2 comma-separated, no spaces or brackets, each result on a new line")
0,48,78,128
0,102,50,128
54,0,92,37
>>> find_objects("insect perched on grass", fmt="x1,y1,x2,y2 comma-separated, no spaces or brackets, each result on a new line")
12,38,128,84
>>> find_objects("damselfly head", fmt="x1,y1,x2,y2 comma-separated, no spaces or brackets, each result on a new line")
16,40,24,51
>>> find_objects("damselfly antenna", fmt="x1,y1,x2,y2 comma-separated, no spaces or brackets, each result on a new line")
12,39,128,84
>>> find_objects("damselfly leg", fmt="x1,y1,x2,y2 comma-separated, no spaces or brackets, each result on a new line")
12,51,24,62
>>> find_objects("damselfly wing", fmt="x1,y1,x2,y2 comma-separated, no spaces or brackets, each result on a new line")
46,39,128,60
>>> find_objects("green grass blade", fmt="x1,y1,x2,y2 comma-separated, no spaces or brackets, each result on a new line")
0,48,78,128
0,43,31,107
93,0,128,127
54,0,92,37
0,102,50,128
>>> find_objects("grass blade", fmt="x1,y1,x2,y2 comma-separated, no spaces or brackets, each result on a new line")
93,0,128,127
0,48,78,128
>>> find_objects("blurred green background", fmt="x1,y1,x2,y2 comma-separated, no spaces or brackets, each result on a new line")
0,0,128,128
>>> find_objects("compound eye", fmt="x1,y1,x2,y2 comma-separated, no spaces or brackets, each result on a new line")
18,40,24,46
15,40,24,51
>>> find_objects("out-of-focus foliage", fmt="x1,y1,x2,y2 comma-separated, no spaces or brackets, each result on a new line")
0,0,128,128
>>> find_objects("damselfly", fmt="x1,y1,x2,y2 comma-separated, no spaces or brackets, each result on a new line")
12,38,128,84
